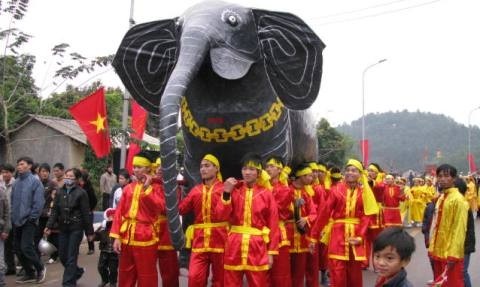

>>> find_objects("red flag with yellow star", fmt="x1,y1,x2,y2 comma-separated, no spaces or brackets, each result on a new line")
69,87,111,158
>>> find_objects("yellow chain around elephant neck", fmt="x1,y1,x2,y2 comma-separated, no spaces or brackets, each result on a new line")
181,97,284,143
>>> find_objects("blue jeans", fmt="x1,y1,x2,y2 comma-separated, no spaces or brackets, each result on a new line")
58,229,84,287
14,221,44,276
464,253,472,287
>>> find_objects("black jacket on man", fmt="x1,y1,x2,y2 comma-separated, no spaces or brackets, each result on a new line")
46,184,94,235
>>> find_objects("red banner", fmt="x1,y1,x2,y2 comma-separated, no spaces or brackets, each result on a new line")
125,100,148,173
360,139,369,165
69,87,111,158
468,153,477,173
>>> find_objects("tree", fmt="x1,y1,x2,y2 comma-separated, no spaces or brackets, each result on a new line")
316,118,354,167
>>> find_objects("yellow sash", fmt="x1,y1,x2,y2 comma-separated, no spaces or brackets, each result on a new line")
229,225,271,244
185,222,229,248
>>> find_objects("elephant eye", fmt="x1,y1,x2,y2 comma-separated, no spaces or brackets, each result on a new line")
227,15,238,26
221,9,241,27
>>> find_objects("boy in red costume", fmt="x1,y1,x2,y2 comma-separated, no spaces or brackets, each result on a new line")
312,159,378,287
111,152,165,287
179,154,229,287
382,175,406,227
265,155,293,287
221,153,280,287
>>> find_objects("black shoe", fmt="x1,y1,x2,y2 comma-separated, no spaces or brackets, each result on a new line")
5,269,16,276
110,283,117,287
76,267,85,280
15,274,36,284
87,249,95,255
36,267,46,284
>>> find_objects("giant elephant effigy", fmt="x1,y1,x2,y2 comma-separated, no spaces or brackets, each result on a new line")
112,0,325,249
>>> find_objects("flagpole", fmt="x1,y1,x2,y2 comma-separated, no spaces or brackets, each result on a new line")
120,0,136,168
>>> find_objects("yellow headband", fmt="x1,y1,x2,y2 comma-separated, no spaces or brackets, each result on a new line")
151,157,161,169
279,166,291,186
266,158,283,169
133,156,152,167
331,172,342,179
244,161,262,170
308,162,319,170
346,159,363,172
203,154,222,181
368,164,379,173
317,164,327,173
258,169,272,190
295,167,313,177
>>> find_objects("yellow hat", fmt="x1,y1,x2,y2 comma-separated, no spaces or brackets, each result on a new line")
132,155,152,167
202,154,222,181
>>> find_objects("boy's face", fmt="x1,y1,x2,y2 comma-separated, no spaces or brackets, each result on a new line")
437,170,455,189
373,246,409,279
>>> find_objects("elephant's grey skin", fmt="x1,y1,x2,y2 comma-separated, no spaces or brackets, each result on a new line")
112,1,325,250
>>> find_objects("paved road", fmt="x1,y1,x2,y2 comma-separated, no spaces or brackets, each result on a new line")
7,220,480,286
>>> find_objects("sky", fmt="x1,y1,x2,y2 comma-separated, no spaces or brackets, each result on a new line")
5,0,480,127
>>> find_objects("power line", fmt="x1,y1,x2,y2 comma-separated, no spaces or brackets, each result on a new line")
309,0,441,26
312,0,414,20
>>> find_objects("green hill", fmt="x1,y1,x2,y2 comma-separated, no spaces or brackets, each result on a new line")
335,110,480,174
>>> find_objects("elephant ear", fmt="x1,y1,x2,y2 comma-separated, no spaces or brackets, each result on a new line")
252,10,325,110
112,20,178,115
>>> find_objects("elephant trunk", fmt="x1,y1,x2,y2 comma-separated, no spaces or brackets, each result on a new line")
159,31,209,250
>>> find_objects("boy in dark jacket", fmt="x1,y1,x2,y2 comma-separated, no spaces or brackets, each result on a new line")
373,227,415,287
95,208,118,287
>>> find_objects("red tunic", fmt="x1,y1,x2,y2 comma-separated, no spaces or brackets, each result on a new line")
315,182,370,261
272,181,294,247
287,186,316,253
110,181,165,246
179,179,229,253
222,182,280,271
369,182,385,229
382,185,405,227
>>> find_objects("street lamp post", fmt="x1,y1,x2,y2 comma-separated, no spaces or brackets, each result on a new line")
361,59,387,164
467,106,480,173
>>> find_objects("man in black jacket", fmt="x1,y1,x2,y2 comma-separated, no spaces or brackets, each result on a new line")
44,168,94,287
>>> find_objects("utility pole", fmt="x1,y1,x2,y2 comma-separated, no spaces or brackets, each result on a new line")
119,0,135,168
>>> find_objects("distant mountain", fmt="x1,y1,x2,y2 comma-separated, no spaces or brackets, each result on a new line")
335,110,480,173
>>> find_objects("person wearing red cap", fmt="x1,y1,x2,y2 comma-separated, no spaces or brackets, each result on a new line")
179,154,228,287
221,153,280,287
265,155,294,287
152,157,180,287
110,152,165,287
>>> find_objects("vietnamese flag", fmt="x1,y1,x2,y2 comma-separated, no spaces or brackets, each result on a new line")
69,87,111,158
125,100,148,173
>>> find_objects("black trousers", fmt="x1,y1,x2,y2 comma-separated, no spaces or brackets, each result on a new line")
102,193,110,211
4,228,15,272
14,221,44,276
97,251,118,284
